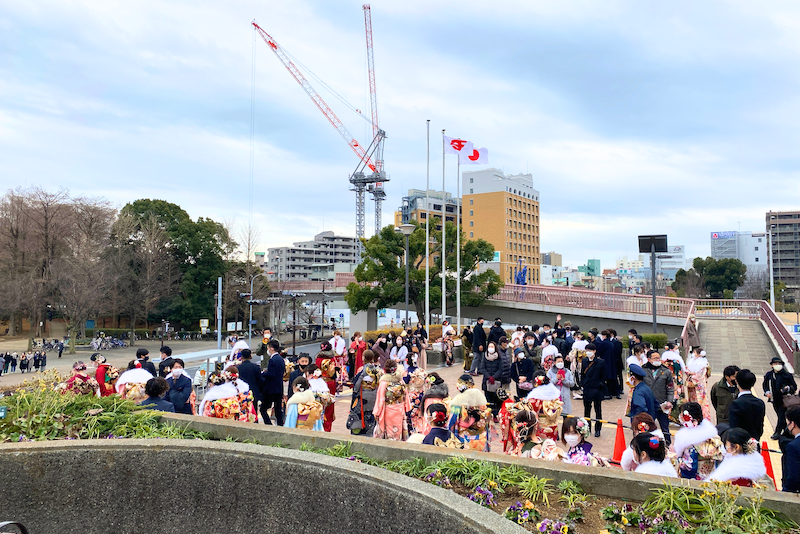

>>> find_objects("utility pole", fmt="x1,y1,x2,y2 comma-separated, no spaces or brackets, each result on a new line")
216,276,223,349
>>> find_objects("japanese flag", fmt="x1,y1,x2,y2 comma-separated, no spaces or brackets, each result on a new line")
460,147,488,165
444,135,473,155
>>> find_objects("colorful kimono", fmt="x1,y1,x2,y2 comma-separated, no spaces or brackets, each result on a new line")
199,380,257,423
115,368,155,404
285,390,324,431
526,438,568,461
526,384,564,442
315,350,338,431
95,364,119,397
447,388,493,452
705,451,766,487
673,419,724,480
685,356,712,422
348,364,380,436
420,382,450,436
373,371,411,440
500,399,534,453
406,368,428,435
662,352,686,423
58,372,100,396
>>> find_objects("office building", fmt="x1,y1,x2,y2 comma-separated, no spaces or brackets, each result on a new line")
541,251,562,267
462,168,541,284
254,252,266,269
394,189,461,230
767,211,800,292
710,231,767,270
267,231,359,280
615,255,644,270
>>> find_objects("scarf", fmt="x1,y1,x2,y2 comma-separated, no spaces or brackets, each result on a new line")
686,355,708,375
115,368,155,394
706,452,766,483
525,383,561,401
673,419,719,457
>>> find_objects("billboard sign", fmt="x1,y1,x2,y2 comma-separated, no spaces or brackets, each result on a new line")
711,231,736,239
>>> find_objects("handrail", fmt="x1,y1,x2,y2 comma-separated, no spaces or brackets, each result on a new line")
680,301,696,350
0,522,29,534
759,301,798,365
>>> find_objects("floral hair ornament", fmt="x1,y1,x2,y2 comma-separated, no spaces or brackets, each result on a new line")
456,374,474,392
574,417,591,440
744,438,759,455
427,375,437,384
430,411,447,424
533,375,546,388
313,369,323,378
680,410,697,428
637,421,650,433
700,350,706,357
649,436,660,449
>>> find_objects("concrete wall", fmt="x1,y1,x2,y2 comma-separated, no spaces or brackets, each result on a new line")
0,440,525,534
154,414,800,520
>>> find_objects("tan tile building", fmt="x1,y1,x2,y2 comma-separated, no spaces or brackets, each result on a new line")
462,168,540,285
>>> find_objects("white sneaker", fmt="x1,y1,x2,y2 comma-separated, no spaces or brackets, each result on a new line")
573,392,583,400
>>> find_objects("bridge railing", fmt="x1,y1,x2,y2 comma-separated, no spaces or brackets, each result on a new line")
692,299,761,319
491,284,694,318
760,300,799,358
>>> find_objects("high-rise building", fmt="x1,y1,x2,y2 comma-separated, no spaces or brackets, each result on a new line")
710,231,767,270
462,168,541,284
766,211,800,292
541,251,562,267
393,189,461,230
578,259,601,277
267,231,359,280
615,255,644,270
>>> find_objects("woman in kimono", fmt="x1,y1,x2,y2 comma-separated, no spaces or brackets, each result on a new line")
525,372,564,442
58,361,100,395
285,377,324,431
673,401,724,480
547,354,575,415
406,367,428,435
447,374,493,452
633,433,679,478
115,360,155,403
500,395,534,454
347,355,381,436
420,372,449,435
511,408,540,457
685,348,712,422
199,369,257,422
373,360,411,440
705,428,766,487
314,341,338,432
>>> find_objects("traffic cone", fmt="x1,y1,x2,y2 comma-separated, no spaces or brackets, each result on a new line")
761,441,777,488
612,418,626,463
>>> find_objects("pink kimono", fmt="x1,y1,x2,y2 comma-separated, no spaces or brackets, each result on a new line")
373,373,411,440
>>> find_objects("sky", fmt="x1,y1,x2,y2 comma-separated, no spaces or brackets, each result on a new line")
2,0,800,269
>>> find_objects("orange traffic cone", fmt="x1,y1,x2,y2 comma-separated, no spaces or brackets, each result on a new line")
612,418,626,463
761,441,777,488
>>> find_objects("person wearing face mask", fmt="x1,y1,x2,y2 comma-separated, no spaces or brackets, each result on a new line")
632,433,678,478
371,336,389,369
710,365,740,426
164,359,193,415
781,406,800,492
763,357,798,440
674,401,725,480
628,364,657,426
488,318,505,346
511,347,536,398
389,336,409,365
497,337,513,392
481,342,504,418
349,332,367,380
547,354,576,415
561,416,593,458
642,350,674,446
521,333,542,371
579,343,607,437
470,317,487,376
705,428,766,487
620,413,663,471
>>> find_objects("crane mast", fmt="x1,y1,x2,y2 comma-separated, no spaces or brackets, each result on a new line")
363,4,386,235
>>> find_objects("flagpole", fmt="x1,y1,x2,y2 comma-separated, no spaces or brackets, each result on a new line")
456,156,461,335
425,120,430,335
441,129,446,326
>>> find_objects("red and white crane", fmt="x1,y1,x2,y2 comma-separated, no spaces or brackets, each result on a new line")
252,8,387,239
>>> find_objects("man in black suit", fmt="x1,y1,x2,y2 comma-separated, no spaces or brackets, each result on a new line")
237,349,264,409
157,346,175,377
261,340,286,425
580,343,607,437
136,348,158,377
595,330,616,399
487,318,505,346
729,369,766,442
470,317,487,376
608,329,624,399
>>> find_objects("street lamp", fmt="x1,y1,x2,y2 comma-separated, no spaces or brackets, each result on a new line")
248,271,267,348
397,223,416,327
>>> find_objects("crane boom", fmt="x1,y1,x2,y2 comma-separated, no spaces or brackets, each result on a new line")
252,21,377,172
363,5,379,142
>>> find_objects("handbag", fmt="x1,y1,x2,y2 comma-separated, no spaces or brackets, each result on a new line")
518,381,533,391
783,394,800,409
486,379,500,393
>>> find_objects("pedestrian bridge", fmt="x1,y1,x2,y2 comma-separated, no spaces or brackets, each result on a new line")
270,275,797,365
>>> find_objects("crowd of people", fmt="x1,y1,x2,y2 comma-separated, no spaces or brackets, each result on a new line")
1,351,50,377
46,317,800,494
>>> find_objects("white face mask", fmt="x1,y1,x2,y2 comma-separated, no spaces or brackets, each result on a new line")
773,364,783,372
172,368,182,378
564,434,581,447
488,347,496,354
651,361,661,367
586,351,595,359
526,339,534,346
555,362,564,369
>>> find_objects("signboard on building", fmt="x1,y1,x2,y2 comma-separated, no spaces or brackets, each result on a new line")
493,251,501,262
711,231,736,239
199,319,209,328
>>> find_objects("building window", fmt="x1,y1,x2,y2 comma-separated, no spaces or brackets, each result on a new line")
755,246,758,251
470,188,473,194
470,178,473,183
470,232,473,237
433,204,442,210
470,199,473,205
470,210,473,216
420,212,427,219
755,257,759,262
470,221,473,227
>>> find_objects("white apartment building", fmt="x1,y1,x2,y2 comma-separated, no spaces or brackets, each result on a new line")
267,231,359,280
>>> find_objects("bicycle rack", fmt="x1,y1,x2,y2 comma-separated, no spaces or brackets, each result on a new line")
0,521,29,534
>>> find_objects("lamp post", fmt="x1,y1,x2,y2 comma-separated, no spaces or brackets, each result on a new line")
248,272,266,348
398,223,416,328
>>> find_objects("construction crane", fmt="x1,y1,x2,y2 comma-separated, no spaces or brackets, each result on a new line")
362,4,387,236
252,17,387,239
